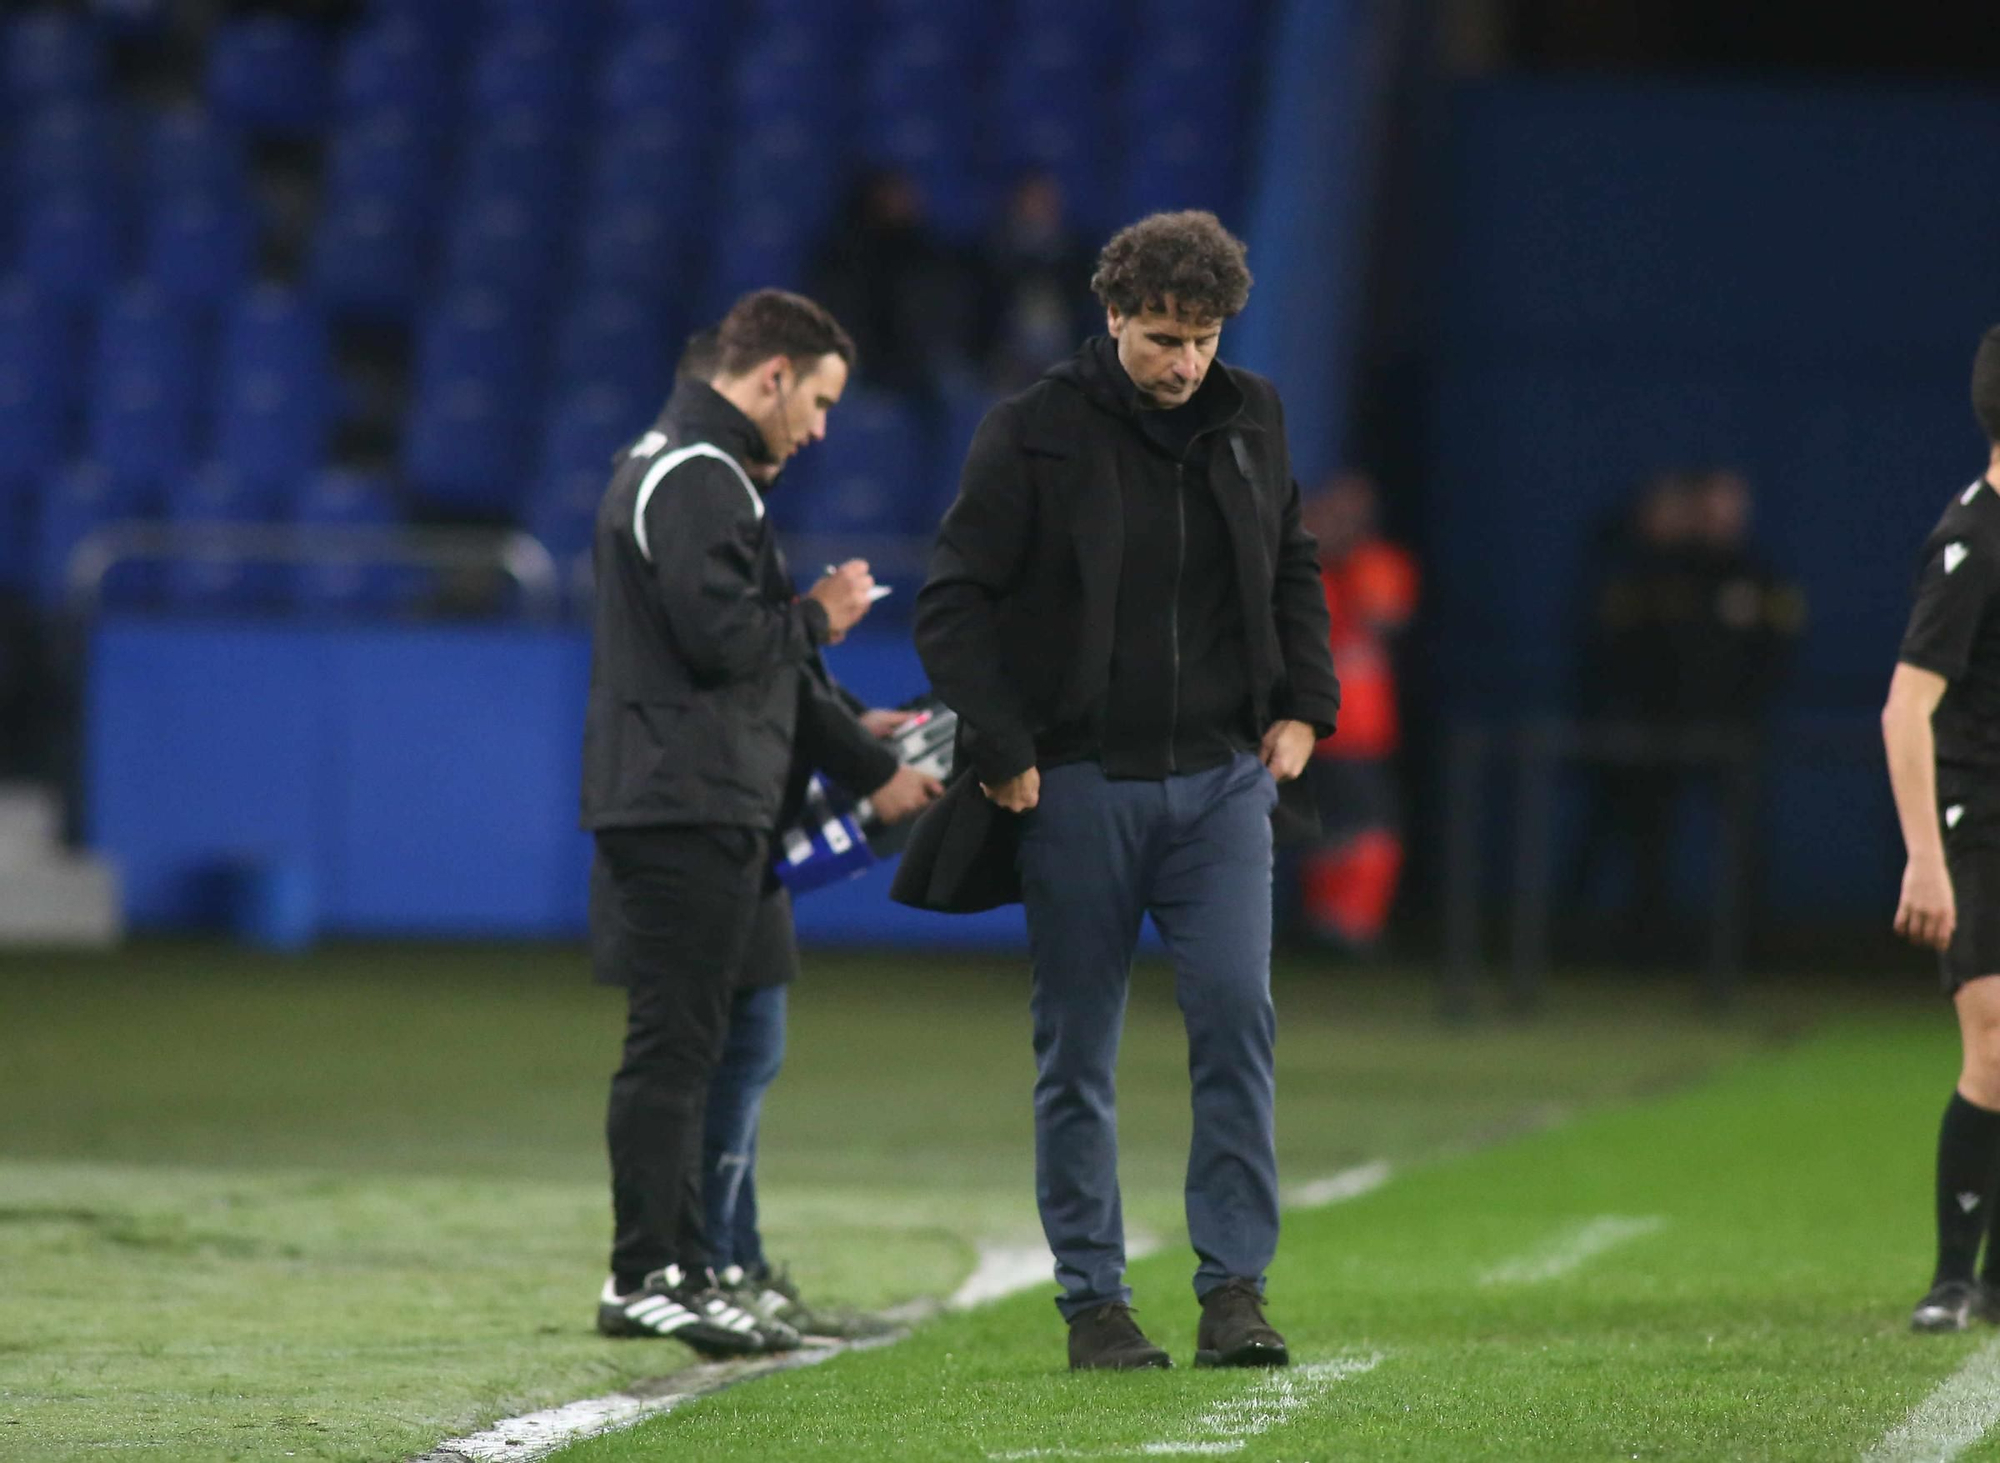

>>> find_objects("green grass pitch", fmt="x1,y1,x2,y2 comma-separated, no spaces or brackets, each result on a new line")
0,941,1973,1460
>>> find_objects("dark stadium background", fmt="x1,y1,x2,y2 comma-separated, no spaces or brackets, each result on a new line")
0,0,1995,980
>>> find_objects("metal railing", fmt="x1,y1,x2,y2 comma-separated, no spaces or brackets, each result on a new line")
62,522,565,621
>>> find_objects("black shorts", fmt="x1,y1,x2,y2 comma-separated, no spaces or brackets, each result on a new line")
1940,769,2000,992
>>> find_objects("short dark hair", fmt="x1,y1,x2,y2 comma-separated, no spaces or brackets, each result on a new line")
1090,210,1252,321
676,327,721,382
715,289,855,378
1974,324,2000,445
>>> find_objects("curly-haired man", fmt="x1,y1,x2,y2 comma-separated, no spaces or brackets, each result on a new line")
898,211,1342,1369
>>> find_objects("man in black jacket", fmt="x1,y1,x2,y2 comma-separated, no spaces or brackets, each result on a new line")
901,212,1341,1371
581,289,939,1355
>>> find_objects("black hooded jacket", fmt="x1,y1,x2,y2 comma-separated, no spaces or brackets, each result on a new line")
579,381,897,832
892,338,1341,912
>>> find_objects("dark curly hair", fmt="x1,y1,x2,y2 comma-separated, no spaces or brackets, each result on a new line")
1975,323,2000,445
1090,211,1253,321
716,289,856,378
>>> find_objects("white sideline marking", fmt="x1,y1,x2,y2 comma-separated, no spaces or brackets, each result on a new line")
1477,1214,1666,1287
985,1353,1387,1461
950,1230,1164,1310
419,1342,860,1462
1865,1336,2000,1463
421,1234,1156,1462
1287,1160,1393,1209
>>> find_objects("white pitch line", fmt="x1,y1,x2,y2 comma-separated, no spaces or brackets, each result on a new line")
986,1353,1387,1461
1286,1160,1393,1209
1865,1336,2000,1463
950,1230,1164,1310
1476,1214,1665,1287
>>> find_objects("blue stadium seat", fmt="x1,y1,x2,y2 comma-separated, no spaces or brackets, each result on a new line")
290,471,409,616
324,110,439,216
469,17,584,119
15,103,115,199
1120,125,1241,224
87,365,197,486
595,21,707,123
144,108,247,203
214,360,331,496
206,16,331,137
160,465,282,611
701,202,810,319
582,111,708,241
0,277,76,452
526,386,642,560
334,15,453,122
142,195,254,306
17,193,120,303
220,286,328,385
93,284,198,379
413,290,534,398
782,388,933,539
611,0,733,48
87,286,200,487
718,119,842,236
33,463,151,610
459,109,569,212
442,193,560,306
731,28,843,122
6,9,103,109
310,193,426,319
401,376,531,516
574,199,692,301
552,291,672,402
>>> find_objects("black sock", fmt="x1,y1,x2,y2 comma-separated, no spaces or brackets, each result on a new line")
614,1271,649,1296
1936,1092,2000,1285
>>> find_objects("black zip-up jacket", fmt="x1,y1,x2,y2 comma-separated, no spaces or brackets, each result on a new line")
893,339,1341,912
1038,335,1261,776
579,381,897,832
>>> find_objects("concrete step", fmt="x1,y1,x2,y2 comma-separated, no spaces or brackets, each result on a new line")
0,782,63,868
0,855,122,948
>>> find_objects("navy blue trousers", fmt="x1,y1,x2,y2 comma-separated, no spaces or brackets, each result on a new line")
1017,752,1280,1320
701,981,787,1274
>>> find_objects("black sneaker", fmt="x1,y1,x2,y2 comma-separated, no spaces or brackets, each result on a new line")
595,1265,798,1354
1067,1302,1172,1371
1912,1279,1980,1333
1195,1278,1290,1368
723,1263,898,1342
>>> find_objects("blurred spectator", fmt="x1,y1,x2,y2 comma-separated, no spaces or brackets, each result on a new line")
1571,468,1805,959
977,172,1097,390
807,169,978,401
1297,472,1419,949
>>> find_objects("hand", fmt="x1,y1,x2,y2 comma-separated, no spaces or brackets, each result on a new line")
1259,720,1318,782
860,709,916,738
981,767,1040,812
807,560,876,643
869,764,944,824
1895,855,1957,952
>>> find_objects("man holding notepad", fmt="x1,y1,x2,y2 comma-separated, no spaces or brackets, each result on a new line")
579,289,940,1354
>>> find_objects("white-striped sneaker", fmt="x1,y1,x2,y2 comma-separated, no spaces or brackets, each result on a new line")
595,1265,791,1354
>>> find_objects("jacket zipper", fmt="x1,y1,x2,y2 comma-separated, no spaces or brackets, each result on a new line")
1168,455,1188,775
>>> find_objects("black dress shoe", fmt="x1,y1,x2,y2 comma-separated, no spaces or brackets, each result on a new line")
1195,1277,1289,1367
1068,1302,1172,1370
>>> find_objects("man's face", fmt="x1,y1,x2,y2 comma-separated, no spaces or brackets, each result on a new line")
1107,298,1221,408
752,352,848,469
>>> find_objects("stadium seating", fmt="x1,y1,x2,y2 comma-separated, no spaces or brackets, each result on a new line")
2,0,1273,616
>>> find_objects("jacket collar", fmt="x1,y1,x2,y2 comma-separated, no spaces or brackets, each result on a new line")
657,379,776,474
1026,337,1253,457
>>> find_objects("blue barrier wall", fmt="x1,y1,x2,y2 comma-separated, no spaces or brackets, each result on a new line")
87,621,1032,947
1422,79,2000,915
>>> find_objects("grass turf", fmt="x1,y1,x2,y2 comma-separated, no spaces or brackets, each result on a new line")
1,942,1846,1460
557,1015,1977,1462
